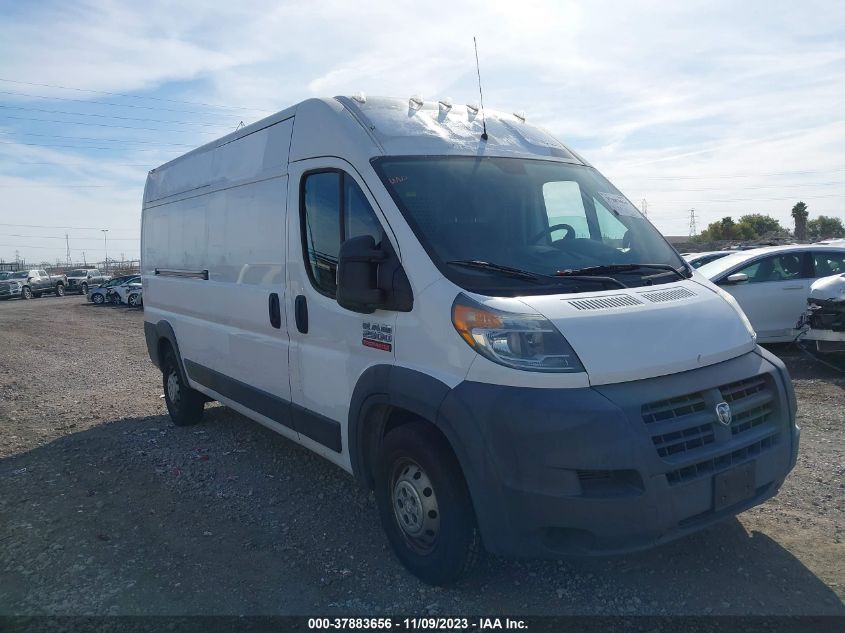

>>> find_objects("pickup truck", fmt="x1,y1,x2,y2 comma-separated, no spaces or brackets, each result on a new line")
0,269,67,300
65,268,110,294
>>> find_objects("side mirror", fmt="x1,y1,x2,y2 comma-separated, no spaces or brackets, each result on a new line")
336,235,385,313
725,272,749,284
336,234,414,314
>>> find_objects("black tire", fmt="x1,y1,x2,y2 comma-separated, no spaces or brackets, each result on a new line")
92,292,104,304
81,282,88,295
110,293,121,305
21,286,32,300
55,284,64,297
162,348,205,426
374,421,481,585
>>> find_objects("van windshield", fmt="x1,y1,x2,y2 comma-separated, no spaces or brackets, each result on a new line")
374,156,687,295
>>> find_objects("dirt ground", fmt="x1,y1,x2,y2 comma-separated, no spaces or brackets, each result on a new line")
0,296,842,616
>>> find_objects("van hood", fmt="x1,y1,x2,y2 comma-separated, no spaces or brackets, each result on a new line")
517,279,756,385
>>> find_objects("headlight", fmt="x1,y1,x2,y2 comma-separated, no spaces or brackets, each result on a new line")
451,294,584,373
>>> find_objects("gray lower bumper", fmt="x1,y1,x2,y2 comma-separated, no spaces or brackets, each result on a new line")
437,348,799,557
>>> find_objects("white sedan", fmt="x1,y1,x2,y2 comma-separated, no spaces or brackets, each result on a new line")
698,244,845,342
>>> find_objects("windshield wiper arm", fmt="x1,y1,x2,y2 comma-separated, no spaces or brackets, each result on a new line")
447,260,540,281
448,259,628,289
556,263,689,280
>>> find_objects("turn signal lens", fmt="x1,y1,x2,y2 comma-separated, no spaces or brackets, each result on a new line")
451,294,584,373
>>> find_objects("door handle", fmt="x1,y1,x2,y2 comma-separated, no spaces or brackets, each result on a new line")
294,294,308,334
268,293,281,329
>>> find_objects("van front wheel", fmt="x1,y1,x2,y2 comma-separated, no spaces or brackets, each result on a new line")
162,350,205,426
375,422,480,585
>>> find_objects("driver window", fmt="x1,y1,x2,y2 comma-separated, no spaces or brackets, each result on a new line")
542,181,589,240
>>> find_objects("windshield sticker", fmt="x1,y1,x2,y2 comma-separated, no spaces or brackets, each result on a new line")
598,192,642,218
363,321,393,352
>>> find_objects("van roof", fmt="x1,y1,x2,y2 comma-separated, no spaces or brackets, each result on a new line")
150,96,585,174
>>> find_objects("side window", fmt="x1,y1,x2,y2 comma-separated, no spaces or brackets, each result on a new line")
593,198,628,246
813,251,845,277
302,170,384,298
344,177,382,244
39,270,48,277
735,254,803,283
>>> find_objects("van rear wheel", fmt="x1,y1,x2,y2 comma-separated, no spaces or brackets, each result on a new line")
162,349,205,426
374,421,480,585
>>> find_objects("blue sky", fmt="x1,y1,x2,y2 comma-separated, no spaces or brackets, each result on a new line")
0,0,843,264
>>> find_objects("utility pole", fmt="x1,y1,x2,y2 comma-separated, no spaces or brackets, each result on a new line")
82,251,87,265
688,209,698,239
641,199,648,217
102,229,109,273
65,233,71,265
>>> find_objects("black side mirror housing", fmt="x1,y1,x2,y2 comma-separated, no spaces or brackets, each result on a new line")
337,234,413,314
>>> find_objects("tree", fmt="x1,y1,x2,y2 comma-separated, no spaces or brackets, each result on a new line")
737,213,784,238
807,215,845,241
791,201,809,241
697,213,784,243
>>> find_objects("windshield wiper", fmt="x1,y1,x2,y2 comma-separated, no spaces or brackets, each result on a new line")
556,263,689,281
447,259,628,289
447,260,539,281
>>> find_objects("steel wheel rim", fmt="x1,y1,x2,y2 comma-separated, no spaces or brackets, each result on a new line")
390,458,440,553
166,370,180,404
93,294,103,304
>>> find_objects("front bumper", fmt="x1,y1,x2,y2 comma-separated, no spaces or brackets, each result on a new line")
0,286,22,298
438,348,799,557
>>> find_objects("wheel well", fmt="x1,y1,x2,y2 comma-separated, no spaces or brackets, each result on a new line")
157,338,175,365
360,406,456,490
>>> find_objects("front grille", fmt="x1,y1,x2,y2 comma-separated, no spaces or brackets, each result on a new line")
666,434,780,485
642,392,707,424
720,376,767,403
652,423,715,458
641,374,781,484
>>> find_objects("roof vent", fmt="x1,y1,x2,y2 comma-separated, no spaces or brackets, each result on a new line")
568,294,643,311
466,102,479,114
409,94,424,111
513,110,526,122
438,97,453,113
352,92,366,104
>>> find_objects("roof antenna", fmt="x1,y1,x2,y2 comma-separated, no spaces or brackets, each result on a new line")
473,36,488,141
236,120,245,131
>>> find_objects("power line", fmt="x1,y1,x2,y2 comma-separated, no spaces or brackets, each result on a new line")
621,168,845,180
0,105,228,127
0,184,110,188
0,131,197,146
1,114,220,134
0,77,269,113
0,88,258,116
0,140,180,152
0,222,137,231
0,159,153,166
0,233,138,240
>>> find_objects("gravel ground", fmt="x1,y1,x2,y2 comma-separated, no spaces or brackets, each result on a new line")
0,296,842,616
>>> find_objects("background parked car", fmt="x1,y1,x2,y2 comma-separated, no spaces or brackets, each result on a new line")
109,278,142,305
127,285,143,308
0,269,66,300
66,268,110,294
88,275,139,305
681,250,733,269
698,244,845,342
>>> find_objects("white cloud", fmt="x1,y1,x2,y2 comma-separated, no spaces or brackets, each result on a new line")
0,0,843,260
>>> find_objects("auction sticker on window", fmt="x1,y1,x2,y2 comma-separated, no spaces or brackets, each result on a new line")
598,191,642,217
363,321,393,352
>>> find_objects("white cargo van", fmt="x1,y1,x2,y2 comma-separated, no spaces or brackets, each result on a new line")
142,96,799,584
